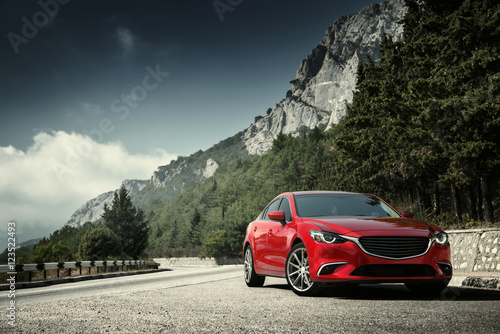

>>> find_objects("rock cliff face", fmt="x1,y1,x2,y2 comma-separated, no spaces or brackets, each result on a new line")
151,160,189,188
243,0,406,155
150,158,220,191
243,98,332,155
202,158,220,179
65,179,148,228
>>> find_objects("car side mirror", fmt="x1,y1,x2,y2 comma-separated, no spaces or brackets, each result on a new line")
268,210,286,222
400,211,414,219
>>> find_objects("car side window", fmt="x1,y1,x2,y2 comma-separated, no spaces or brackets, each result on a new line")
279,197,292,222
262,198,282,220
260,203,270,219
260,204,270,219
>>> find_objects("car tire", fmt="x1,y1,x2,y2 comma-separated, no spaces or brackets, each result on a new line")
405,280,449,295
244,246,265,287
285,242,322,296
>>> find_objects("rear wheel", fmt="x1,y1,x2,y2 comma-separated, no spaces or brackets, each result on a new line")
244,246,265,287
285,243,322,296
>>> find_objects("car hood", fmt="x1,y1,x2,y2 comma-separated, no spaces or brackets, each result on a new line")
303,217,436,237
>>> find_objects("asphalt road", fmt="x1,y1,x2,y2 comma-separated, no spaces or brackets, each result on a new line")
2,265,500,333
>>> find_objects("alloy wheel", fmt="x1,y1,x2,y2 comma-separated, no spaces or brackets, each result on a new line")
286,244,316,293
243,246,265,287
244,247,253,283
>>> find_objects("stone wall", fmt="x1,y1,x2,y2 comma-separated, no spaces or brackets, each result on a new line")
448,228,500,272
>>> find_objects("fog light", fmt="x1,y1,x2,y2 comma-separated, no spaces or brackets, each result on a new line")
317,262,347,275
438,263,453,276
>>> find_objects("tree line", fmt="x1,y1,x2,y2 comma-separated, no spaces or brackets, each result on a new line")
331,0,499,223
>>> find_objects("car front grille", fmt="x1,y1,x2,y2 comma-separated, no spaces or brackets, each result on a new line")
358,236,430,260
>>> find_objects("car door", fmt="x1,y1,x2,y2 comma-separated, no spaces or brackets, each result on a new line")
266,197,293,274
252,220,269,270
254,198,282,270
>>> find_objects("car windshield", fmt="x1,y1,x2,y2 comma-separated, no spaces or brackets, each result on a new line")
294,194,400,218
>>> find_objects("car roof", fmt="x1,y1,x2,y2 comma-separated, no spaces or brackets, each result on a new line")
289,191,363,196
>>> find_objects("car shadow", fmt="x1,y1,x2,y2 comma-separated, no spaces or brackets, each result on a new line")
322,284,500,301
264,283,500,301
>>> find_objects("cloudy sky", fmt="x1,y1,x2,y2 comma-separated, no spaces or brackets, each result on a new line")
0,0,383,249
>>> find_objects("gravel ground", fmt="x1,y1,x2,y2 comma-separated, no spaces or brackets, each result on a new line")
2,266,500,333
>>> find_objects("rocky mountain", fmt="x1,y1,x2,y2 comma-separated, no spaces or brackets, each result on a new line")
243,0,406,155
65,179,148,228
151,158,219,188
65,0,407,227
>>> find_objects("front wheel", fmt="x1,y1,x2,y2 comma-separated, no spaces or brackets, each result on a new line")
285,243,322,296
244,246,265,287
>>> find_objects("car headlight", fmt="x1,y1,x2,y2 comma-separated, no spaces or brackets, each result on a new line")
309,230,346,244
432,232,448,245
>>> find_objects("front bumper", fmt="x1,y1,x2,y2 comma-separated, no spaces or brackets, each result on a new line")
307,238,452,283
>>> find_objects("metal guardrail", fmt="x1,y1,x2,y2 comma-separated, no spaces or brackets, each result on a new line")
0,260,159,281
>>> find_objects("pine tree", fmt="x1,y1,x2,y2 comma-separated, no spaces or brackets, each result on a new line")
102,185,150,259
189,208,202,246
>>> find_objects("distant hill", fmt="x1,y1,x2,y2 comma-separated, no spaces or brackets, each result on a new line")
18,238,42,248
65,179,148,228
133,131,249,208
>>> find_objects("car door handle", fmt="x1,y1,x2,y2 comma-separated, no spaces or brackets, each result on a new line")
253,227,257,232
268,229,273,235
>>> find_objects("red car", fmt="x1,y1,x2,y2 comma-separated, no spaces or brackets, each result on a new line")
243,191,452,296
